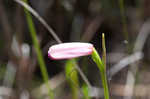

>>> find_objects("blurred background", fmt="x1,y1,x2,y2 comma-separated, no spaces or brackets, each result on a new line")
0,0,150,99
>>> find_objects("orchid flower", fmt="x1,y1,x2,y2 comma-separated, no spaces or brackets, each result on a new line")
48,42,93,60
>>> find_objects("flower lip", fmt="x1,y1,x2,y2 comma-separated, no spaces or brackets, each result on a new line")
48,42,94,60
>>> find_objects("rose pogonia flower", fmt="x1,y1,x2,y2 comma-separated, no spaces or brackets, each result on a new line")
48,42,93,60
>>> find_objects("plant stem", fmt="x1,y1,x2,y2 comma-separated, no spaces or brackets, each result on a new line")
102,33,106,69
82,84,91,99
23,0,54,98
119,0,128,41
65,59,79,99
91,48,109,99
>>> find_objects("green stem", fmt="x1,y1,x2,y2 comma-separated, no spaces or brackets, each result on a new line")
65,59,79,99
102,33,106,69
82,84,91,99
119,0,128,41
91,48,109,99
23,0,54,98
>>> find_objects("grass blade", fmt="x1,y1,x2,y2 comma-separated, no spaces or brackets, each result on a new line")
23,0,54,98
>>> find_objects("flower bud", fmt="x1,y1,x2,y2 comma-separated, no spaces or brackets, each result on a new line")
48,42,93,60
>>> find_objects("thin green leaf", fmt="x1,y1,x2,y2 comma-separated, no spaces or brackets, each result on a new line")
102,33,106,70
23,0,54,98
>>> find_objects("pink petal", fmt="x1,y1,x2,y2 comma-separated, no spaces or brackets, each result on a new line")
48,42,93,60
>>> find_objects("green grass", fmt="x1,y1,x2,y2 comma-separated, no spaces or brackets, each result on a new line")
119,0,129,41
23,0,54,98
91,33,109,99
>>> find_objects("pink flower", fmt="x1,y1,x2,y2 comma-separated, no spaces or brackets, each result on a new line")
48,42,94,60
